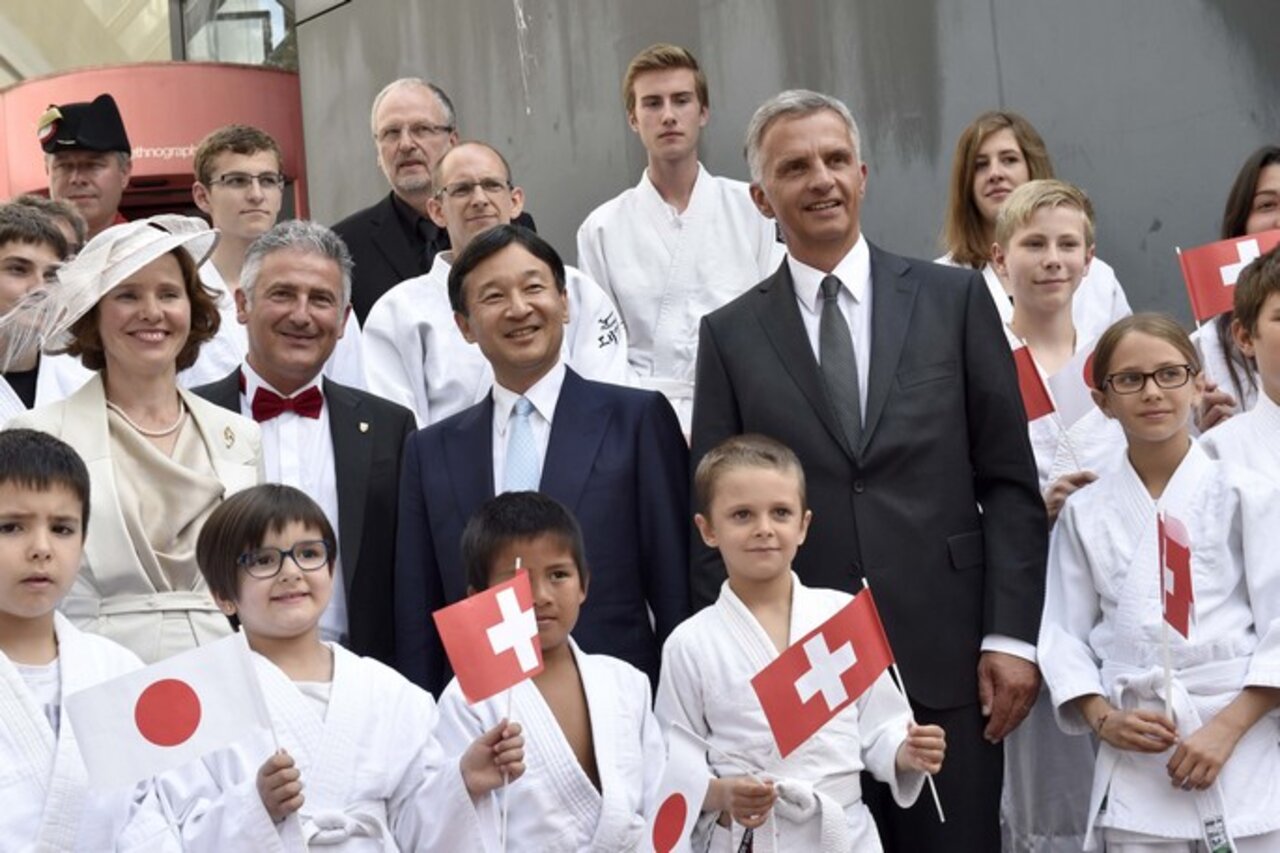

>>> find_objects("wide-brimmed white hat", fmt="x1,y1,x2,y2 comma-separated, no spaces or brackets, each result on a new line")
0,215,218,371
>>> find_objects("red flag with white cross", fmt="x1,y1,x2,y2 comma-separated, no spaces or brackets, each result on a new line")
1177,229,1280,322
434,570,544,703
750,589,894,757
1159,513,1194,639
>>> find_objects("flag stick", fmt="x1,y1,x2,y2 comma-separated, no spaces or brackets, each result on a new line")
498,556,523,853
1161,618,1173,721
861,579,946,824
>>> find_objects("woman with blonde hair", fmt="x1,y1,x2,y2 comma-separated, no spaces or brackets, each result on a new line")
5,215,262,662
940,110,1131,342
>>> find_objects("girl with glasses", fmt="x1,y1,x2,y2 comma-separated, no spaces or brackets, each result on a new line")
1038,313,1280,852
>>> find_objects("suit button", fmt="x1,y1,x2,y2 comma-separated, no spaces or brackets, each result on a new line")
850,561,862,577
853,479,865,494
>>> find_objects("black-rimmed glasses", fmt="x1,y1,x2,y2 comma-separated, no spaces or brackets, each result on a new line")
237,540,332,579
1102,365,1197,395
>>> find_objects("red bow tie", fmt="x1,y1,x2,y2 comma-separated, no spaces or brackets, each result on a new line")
251,385,323,422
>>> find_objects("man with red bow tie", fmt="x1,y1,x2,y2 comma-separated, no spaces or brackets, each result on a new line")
194,220,415,665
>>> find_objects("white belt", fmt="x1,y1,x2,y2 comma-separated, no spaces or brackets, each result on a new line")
302,800,391,849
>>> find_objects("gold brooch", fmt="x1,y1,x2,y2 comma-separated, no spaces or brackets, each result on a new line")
223,426,235,448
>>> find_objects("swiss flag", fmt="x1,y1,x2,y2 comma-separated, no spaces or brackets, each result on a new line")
434,570,544,703
1159,513,1194,639
64,633,272,789
642,723,712,853
751,589,894,758
1177,229,1280,322
1012,346,1055,422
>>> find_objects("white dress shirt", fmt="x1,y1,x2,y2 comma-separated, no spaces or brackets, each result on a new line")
490,360,566,492
789,235,872,423
239,362,348,644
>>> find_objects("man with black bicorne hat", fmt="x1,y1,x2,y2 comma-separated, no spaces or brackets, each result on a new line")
39,93,132,240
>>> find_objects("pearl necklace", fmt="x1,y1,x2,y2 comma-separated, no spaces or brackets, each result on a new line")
105,399,187,438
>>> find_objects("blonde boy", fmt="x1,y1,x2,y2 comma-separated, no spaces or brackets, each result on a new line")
656,434,944,852
1202,245,1280,480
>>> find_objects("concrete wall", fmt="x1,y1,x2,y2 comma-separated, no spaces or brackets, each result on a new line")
297,0,1279,321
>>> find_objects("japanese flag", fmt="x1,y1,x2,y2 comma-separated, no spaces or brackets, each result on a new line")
433,570,544,703
1177,230,1280,322
64,633,271,789
1046,342,1098,429
642,723,712,853
1012,346,1055,422
751,589,894,757
1159,513,1194,639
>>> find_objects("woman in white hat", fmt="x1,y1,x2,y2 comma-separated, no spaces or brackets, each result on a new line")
6,215,262,662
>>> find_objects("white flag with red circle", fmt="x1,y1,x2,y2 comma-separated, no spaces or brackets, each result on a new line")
64,633,271,788
643,722,712,853
433,570,544,703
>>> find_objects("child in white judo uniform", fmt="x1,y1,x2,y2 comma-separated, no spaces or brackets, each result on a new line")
1201,245,1280,483
0,429,164,850
436,491,665,851
147,484,524,851
1039,313,1280,852
656,434,945,852
988,179,1124,852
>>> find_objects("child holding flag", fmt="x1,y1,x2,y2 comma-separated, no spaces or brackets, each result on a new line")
143,484,523,851
0,429,165,850
1202,245,1280,482
435,491,665,849
1039,314,1280,851
990,179,1126,525
656,434,944,852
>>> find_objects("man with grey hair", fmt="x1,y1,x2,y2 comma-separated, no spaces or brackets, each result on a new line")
195,220,415,665
333,78,534,322
689,89,1046,852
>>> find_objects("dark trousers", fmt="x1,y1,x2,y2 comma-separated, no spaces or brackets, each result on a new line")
863,699,1002,853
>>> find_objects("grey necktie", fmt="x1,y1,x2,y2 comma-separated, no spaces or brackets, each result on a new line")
819,274,863,451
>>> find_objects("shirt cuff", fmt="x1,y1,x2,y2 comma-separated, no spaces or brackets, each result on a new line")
981,634,1037,663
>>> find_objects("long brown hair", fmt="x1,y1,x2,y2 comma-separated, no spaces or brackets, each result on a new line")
1212,145,1280,403
942,111,1055,268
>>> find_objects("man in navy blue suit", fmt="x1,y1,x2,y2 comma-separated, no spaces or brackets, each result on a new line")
394,223,689,695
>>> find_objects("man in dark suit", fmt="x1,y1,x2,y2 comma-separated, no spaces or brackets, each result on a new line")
690,90,1047,852
332,78,533,323
194,220,414,665
395,223,689,696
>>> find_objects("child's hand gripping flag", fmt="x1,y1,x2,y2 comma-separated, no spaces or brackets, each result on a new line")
433,570,544,703
750,588,894,757
64,633,271,789
1177,229,1280,322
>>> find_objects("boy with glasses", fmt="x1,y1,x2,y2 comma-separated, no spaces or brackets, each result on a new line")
189,125,366,389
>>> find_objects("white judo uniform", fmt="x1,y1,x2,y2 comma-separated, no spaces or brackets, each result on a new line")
184,262,368,391
0,613,163,852
938,253,1131,344
362,253,632,427
1201,390,1280,483
656,576,922,853
0,355,91,423
575,165,784,433
436,639,663,852
1000,328,1124,853
146,643,487,852
1039,443,1280,849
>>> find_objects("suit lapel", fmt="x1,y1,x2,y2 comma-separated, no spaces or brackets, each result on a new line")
754,266,855,459
369,194,422,283
324,380,371,592
445,396,496,513
199,369,243,413
862,246,918,451
541,370,610,513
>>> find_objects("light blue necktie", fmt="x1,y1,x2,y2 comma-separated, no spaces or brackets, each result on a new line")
503,396,541,492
